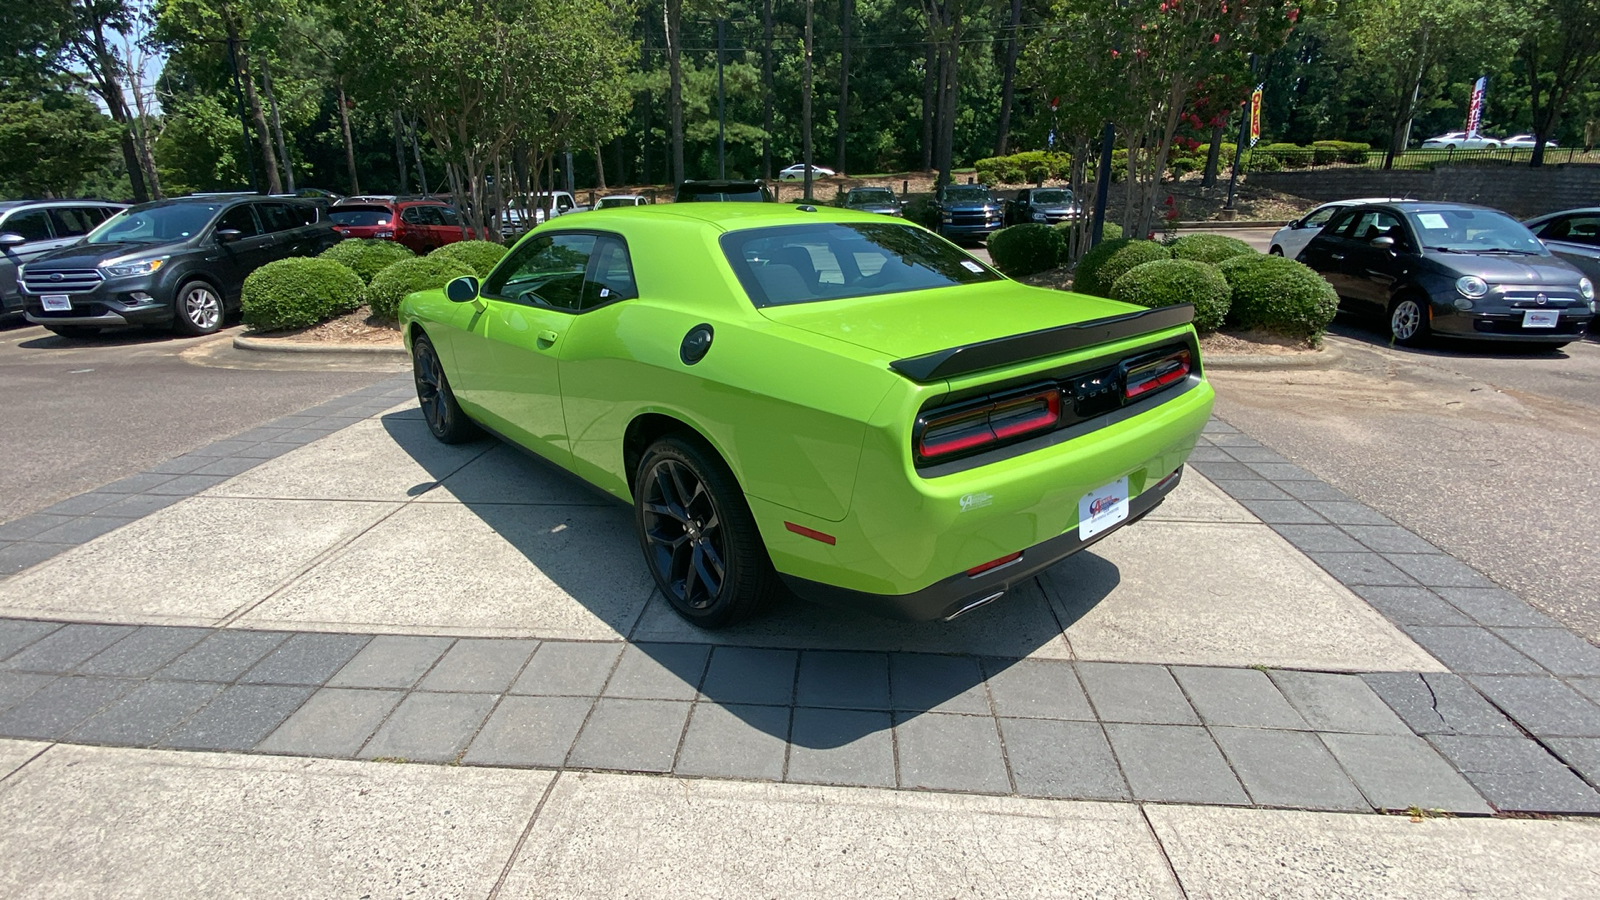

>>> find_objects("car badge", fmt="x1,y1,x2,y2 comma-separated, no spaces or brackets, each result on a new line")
50,273,63,282
1536,293,1547,305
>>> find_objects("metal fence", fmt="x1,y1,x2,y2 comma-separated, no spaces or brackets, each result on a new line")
1254,146,1600,171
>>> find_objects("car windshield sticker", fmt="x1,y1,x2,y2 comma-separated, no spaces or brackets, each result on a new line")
1417,213,1449,230
961,260,984,273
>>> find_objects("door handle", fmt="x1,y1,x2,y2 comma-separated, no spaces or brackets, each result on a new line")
536,329,559,347
1329,253,1344,260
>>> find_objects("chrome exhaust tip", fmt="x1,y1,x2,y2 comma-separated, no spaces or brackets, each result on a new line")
944,590,1006,622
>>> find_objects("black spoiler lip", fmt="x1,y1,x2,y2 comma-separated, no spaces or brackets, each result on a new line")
888,303,1196,383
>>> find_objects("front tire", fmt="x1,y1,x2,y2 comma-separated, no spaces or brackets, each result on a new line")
412,333,480,443
635,435,779,628
1269,245,1284,256
172,280,224,336
1389,296,1432,346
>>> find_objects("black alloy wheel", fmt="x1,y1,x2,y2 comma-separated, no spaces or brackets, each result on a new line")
412,334,480,443
635,436,778,628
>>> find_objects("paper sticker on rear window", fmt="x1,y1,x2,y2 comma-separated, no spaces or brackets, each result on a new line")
1418,213,1449,229
960,260,984,273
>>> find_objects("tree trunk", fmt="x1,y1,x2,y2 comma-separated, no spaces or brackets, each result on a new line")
261,60,295,192
79,13,149,202
803,0,814,199
1387,27,1429,171
921,12,936,171
392,109,409,194
338,82,361,195
1201,124,1224,187
763,0,774,179
666,0,685,185
408,116,429,194
836,0,851,173
596,144,607,189
933,4,961,190
994,0,1021,156
234,45,283,194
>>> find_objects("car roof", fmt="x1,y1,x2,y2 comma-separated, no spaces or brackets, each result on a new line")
1347,200,1505,214
0,199,125,212
563,201,905,232
1525,207,1600,221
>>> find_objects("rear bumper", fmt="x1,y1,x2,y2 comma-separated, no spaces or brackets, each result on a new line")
782,467,1182,621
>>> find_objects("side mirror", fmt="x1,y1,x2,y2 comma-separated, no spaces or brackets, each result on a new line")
214,228,244,243
0,232,26,248
1371,236,1396,250
445,275,480,303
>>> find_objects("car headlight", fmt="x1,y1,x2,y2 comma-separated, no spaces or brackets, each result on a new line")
1580,277,1594,301
1031,212,1048,222
941,214,953,223
1455,275,1488,298
102,257,166,277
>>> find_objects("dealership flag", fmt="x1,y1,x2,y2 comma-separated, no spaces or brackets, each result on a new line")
1466,76,1487,138
1248,85,1263,147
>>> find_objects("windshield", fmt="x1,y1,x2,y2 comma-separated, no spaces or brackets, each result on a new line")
722,222,1001,308
1032,189,1073,205
1407,208,1548,255
329,207,391,226
597,197,639,208
85,204,222,244
846,190,894,206
942,186,992,204
680,186,768,202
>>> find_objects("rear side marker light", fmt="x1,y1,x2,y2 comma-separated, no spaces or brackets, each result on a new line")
785,522,837,545
1124,349,1192,400
966,551,1022,577
917,387,1061,461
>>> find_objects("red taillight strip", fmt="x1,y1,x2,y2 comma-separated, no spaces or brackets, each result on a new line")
966,551,1022,576
784,521,837,545
1125,350,1191,400
916,386,1062,462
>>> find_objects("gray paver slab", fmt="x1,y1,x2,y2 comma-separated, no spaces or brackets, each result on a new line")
144,455,213,475
1320,732,1492,814
145,474,232,496
326,635,454,689
567,698,690,773
159,630,290,682
241,632,371,685
0,624,135,673
1270,670,1411,735
97,472,176,494
0,542,72,576
39,492,121,516
1189,461,1259,482
894,711,1011,794
1402,626,1542,675
982,658,1093,721
888,653,989,714
698,646,797,706
1362,672,1514,736
998,718,1127,800
1266,524,1365,553
1103,723,1248,805
1437,587,1557,628
358,691,497,762
1384,553,1491,588
674,703,789,780
1210,479,1291,501
1276,479,1352,502
29,516,137,544
1305,552,1416,587
0,673,55,715
1212,726,1368,811
601,643,708,701
1249,462,1320,482
1491,628,1600,678
192,457,267,478
0,676,136,739
785,707,896,787
69,681,223,746
0,620,62,662
1350,587,1472,627
1221,446,1290,465
160,684,315,751
1572,679,1600,704
511,641,621,696
85,493,183,520
1342,526,1439,555
1235,498,1325,525
461,695,593,768
1304,500,1391,525
794,651,891,710
1468,676,1600,738
1428,735,1600,814
1170,666,1307,729
256,687,404,757
1076,662,1198,725
417,638,537,693
1547,738,1600,788
0,515,73,541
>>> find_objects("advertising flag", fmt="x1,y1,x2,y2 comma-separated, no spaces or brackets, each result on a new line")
1466,76,1487,138
1249,85,1263,147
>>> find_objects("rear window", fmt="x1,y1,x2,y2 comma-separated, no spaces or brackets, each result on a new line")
942,186,993,203
721,222,1001,308
846,190,894,206
679,184,769,202
330,206,391,226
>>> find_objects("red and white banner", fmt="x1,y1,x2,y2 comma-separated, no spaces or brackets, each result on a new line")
1466,76,1487,138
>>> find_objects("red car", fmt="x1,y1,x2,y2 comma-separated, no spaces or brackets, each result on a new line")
327,196,481,253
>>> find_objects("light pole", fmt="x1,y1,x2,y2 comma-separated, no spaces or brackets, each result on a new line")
717,19,726,179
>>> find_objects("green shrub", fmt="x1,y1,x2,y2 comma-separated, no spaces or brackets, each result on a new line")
1246,151,1283,172
1072,238,1169,297
428,239,507,276
1310,140,1370,164
1168,233,1258,265
975,150,1071,185
318,238,414,283
365,256,477,321
1109,258,1231,333
1053,220,1122,242
903,194,939,229
1218,254,1339,343
241,257,363,332
987,224,1066,277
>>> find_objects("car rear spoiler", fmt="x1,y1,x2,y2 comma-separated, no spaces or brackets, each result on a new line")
889,303,1196,382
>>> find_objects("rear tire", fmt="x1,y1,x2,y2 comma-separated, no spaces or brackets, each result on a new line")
412,333,481,443
1389,296,1432,347
1269,245,1284,256
172,280,224,336
635,435,780,629
45,325,99,339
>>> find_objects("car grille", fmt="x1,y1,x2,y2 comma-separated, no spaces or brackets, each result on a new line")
28,300,114,318
1500,292,1583,309
23,269,103,294
950,212,994,226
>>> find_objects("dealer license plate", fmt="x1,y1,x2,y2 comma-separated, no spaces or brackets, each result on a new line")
1079,477,1130,541
1522,309,1559,328
41,294,71,312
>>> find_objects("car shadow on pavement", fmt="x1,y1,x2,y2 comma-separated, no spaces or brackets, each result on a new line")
378,413,1119,749
15,326,232,350
1328,315,1579,359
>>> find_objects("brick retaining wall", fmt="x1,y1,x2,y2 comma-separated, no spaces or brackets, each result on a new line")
1247,165,1600,218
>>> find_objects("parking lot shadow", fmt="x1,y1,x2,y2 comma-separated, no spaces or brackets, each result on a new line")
1328,315,1578,359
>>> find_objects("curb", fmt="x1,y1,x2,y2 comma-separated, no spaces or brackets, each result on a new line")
1203,340,1343,370
1176,220,1291,229
233,334,408,358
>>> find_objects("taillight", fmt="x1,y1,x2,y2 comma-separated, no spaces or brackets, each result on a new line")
917,386,1061,462
1124,349,1191,400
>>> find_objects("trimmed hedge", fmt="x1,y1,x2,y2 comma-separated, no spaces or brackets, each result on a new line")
241,257,363,332
1218,254,1339,343
1168,233,1257,265
1110,259,1231,333
1053,220,1122,242
1072,238,1169,297
318,238,415,283
365,256,477,321
974,150,1072,185
987,223,1065,277
429,239,508,276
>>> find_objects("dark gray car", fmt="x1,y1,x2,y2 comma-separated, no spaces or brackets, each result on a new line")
0,200,127,324
1298,201,1595,346
843,187,903,217
1006,187,1078,226
1524,208,1600,287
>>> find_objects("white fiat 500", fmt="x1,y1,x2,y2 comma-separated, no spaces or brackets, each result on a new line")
1271,198,1409,260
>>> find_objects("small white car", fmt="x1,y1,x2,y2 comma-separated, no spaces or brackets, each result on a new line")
1270,197,1411,259
1421,132,1502,150
777,163,837,182
595,194,650,209
1502,134,1556,149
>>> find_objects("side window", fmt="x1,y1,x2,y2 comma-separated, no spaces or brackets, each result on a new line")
1547,215,1600,246
580,236,639,308
1322,210,1358,238
215,205,263,237
3,210,53,242
256,203,298,233
557,195,574,212
1302,206,1340,228
484,232,597,310
436,206,461,226
400,206,428,226
49,207,99,237
1350,211,1406,244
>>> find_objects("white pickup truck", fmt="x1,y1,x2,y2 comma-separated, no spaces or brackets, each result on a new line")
500,191,587,238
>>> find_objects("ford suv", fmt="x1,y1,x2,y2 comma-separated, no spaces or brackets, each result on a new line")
0,200,127,324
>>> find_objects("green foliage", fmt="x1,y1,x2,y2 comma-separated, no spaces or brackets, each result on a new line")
988,224,1066,277
0,91,117,198
241,258,364,332
1073,239,1170,297
1247,152,1282,172
429,239,508,276
903,195,940,230
365,255,477,321
1109,259,1231,333
1055,220,1123,243
974,151,1072,185
1310,140,1371,164
1218,254,1340,343
319,239,416,284
1168,233,1258,265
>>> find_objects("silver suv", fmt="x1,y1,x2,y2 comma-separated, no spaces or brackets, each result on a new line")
0,200,127,324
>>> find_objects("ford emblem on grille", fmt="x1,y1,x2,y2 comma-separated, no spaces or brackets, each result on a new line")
1536,293,1547,305
50,273,63,282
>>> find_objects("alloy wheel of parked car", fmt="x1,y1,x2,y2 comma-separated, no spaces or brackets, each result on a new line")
1389,297,1430,346
412,334,480,443
174,282,223,335
635,436,777,628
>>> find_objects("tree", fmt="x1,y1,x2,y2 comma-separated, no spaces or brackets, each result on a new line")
994,0,1020,155
1519,0,1600,166
0,90,118,197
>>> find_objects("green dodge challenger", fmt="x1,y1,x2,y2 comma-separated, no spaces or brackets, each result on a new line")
400,203,1213,627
